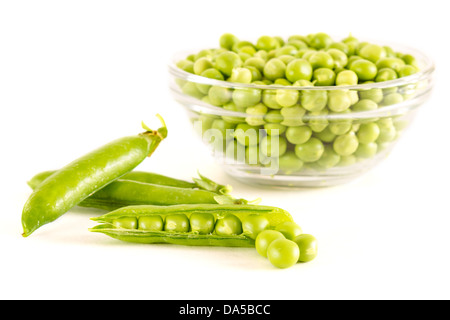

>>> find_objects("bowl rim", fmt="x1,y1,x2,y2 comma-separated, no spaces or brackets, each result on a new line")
168,36,435,91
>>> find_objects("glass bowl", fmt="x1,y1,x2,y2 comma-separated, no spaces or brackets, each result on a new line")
168,40,435,188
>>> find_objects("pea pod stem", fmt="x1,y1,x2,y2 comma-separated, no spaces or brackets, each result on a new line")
90,204,294,247
21,116,167,237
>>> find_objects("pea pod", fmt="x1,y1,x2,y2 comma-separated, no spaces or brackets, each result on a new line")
27,170,231,195
90,204,293,247
27,173,247,211
21,116,168,237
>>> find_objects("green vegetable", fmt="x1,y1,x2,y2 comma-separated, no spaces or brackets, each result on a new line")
267,239,300,269
21,116,168,237
175,32,421,175
90,204,294,247
255,230,285,257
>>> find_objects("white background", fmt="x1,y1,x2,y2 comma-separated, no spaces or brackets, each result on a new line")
1,0,449,300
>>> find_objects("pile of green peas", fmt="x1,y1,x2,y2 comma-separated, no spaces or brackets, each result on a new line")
176,33,419,173
255,221,317,269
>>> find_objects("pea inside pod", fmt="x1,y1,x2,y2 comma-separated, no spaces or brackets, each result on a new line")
90,204,294,247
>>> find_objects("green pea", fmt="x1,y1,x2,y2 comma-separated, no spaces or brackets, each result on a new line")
314,126,336,143
287,39,308,50
328,117,352,135
327,90,352,112
300,89,328,112
377,123,397,143
242,214,270,240
294,234,318,262
382,93,403,106
276,44,298,56
210,119,235,141
182,81,204,99
280,105,306,126
215,214,243,236
317,145,341,169
327,48,348,69
232,40,255,53
275,221,302,240
245,103,268,126
336,70,358,86
274,78,292,86
232,87,262,108
190,212,215,234
264,123,286,136
355,141,378,158
194,49,213,61
276,89,300,107
309,32,333,50
312,68,336,86
138,216,163,231
265,109,283,123
256,35,279,51
164,214,190,232
333,132,359,156
193,57,214,75
278,151,304,173
208,86,232,106
398,65,418,78
260,135,287,157
376,57,405,73
351,99,378,112
294,137,324,162
238,45,256,56
176,59,195,73
267,239,300,269
274,36,285,47
255,230,285,258
358,44,386,63
222,101,245,124
277,54,296,66
328,42,350,55
244,66,263,82
262,89,282,109
215,51,242,77
347,55,363,69
350,59,378,81
358,87,383,103
263,58,286,81
285,59,313,83
357,123,380,144
375,68,398,82
308,51,334,69
244,57,266,72
196,69,225,94
234,123,260,147
228,67,253,84
219,33,239,50
401,54,419,68
113,217,138,229
307,109,329,132
286,126,312,145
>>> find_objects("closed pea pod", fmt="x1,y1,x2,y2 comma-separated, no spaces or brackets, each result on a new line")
21,116,168,237
28,170,232,195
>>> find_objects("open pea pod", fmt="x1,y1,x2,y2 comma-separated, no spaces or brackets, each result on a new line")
90,204,293,247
